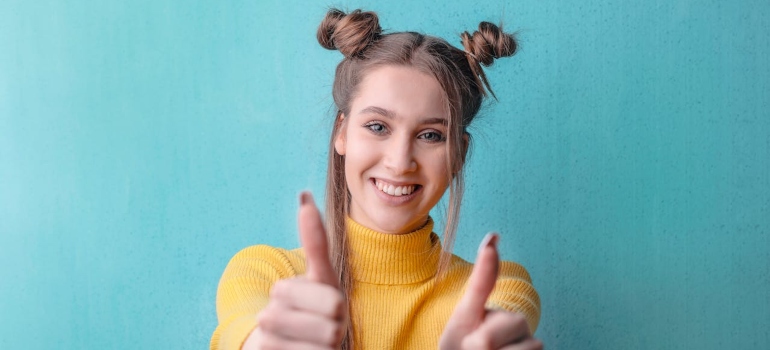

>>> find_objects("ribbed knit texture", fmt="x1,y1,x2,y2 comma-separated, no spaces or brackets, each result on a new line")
210,217,540,349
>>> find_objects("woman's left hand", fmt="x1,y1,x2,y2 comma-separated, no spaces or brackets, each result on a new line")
439,234,543,350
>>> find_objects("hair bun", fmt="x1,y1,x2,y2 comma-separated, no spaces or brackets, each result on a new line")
461,22,517,66
317,8,382,58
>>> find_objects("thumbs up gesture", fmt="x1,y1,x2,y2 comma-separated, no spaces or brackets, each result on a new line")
439,234,543,350
244,192,347,350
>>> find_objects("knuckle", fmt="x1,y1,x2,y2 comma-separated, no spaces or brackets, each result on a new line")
331,293,345,316
272,278,306,303
462,332,492,350
256,331,275,349
257,304,282,331
507,310,523,321
335,322,346,344
260,336,281,350
321,288,345,317
532,339,544,350
509,312,527,328
270,280,288,298
319,283,341,299
320,322,342,347
256,311,274,331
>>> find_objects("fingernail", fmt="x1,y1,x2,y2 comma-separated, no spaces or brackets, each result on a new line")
479,232,499,253
300,191,311,205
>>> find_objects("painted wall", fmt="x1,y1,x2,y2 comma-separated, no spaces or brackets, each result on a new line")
1,0,768,348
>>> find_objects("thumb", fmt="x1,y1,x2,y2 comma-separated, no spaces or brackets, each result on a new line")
453,233,500,324
298,191,338,287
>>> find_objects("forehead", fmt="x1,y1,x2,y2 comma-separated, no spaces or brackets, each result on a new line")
350,65,448,121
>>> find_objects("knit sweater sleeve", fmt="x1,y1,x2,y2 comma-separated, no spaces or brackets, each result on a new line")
210,245,301,350
486,261,541,334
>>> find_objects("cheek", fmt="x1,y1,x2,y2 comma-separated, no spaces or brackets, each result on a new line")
343,134,380,180
420,149,451,189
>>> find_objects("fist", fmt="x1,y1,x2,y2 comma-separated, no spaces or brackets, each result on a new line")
244,192,348,350
439,234,543,350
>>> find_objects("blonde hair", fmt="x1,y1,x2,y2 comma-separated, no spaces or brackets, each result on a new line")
316,8,518,349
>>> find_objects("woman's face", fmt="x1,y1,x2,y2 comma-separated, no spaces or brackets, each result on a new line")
335,65,451,234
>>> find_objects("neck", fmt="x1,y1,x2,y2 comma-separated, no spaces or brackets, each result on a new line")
345,216,442,284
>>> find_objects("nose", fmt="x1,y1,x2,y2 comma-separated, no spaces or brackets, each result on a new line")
383,134,417,175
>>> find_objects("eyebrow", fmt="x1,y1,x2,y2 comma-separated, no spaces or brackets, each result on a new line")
359,106,448,126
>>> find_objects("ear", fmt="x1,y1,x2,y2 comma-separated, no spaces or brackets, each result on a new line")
334,114,347,156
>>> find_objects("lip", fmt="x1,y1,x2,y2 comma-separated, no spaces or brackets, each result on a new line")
370,178,422,206
373,177,420,187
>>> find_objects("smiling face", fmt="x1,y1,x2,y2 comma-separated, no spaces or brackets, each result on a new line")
334,65,452,234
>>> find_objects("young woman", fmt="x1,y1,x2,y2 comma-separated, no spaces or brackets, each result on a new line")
211,8,541,350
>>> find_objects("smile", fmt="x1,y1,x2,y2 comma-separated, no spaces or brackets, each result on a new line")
374,179,421,197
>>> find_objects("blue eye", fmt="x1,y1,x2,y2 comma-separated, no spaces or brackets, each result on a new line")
365,122,387,134
419,131,446,143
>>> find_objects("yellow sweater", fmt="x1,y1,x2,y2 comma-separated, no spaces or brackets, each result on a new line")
210,217,540,349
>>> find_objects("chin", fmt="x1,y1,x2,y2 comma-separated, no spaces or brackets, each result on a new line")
366,209,426,234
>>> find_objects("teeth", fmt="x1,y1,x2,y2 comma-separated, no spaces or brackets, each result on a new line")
375,180,417,197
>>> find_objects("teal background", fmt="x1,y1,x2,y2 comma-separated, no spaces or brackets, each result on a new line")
1,0,768,349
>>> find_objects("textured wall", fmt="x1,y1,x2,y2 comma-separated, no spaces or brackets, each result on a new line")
1,0,768,349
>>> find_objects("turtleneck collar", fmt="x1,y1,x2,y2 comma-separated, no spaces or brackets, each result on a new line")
346,216,442,285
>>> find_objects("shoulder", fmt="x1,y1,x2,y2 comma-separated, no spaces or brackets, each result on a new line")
212,245,307,349
222,245,307,281
499,260,534,283
447,255,532,281
491,259,540,332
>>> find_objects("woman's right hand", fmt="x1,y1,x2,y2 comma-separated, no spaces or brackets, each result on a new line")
243,192,347,350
